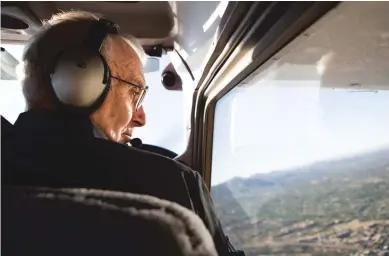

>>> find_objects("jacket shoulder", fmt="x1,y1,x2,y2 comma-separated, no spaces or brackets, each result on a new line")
89,139,197,208
92,138,194,174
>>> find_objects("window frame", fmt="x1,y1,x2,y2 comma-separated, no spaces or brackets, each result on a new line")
191,1,339,188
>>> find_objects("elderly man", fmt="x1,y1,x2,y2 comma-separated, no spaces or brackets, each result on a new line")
2,11,231,256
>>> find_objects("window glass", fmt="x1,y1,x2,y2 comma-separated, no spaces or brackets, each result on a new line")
132,54,188,154
0,44,187,154
211,2,389,256
0,44,26,124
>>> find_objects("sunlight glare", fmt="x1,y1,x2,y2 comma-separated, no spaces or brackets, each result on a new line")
202,1,229,33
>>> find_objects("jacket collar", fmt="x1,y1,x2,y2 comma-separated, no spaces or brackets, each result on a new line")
13,110,96,140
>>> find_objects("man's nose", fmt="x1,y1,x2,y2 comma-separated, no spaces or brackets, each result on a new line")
131,106,146,127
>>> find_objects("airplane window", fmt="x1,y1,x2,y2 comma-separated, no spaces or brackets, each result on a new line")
0,44,187,154
0,44,26,124
210,2,389,256
132,54,188,154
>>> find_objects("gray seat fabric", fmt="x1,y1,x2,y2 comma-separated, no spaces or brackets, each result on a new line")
2,186,218,256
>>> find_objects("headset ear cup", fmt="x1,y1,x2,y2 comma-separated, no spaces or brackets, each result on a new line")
100,53,110,86
50,48,108,109
48,18,118,114
88,53,112,111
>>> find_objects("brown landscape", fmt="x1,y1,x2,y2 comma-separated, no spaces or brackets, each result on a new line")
211,149,389,256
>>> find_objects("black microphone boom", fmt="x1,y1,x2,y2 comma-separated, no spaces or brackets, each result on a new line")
129,138,178,159
130,138,143,148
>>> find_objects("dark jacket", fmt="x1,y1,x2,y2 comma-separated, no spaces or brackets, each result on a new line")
1,110,230,256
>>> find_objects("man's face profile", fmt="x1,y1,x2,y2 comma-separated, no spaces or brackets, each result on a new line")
90,36,147,144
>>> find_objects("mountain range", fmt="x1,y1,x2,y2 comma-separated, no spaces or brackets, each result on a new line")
211,148,389,255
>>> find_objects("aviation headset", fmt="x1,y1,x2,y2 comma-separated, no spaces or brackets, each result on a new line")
49,18,120,114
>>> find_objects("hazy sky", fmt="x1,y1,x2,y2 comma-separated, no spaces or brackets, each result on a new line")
211,80,389,185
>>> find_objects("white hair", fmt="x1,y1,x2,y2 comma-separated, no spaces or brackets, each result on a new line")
122,34,147,67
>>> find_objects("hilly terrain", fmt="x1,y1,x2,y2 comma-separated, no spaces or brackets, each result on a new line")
211,149,389,256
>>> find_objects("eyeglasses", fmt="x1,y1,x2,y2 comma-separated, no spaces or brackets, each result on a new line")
111,75,148,110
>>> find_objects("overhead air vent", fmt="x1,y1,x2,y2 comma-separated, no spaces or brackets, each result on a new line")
1,6,40,42
1,14,29,30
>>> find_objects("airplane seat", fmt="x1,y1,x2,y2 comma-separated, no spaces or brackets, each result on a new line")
1,114,217,255
2,186,218,256
1,115,13,138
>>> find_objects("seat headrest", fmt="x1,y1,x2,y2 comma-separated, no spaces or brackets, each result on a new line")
2,186,218,256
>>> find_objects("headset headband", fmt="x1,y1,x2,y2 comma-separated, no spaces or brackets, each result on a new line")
84,18,119,52
49,18,118,75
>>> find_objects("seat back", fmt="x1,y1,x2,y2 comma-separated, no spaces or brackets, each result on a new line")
2,186,218,256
